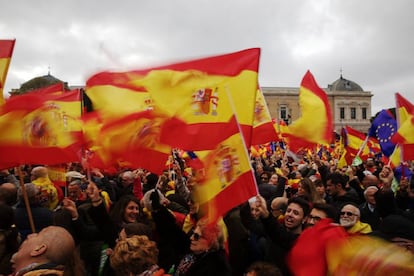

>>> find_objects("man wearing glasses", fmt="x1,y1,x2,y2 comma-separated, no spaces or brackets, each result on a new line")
339,203,372,234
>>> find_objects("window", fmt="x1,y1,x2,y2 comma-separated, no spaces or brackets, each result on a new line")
340,107,345,119
350,107,356,119
280,106,287,120
362,107,367,120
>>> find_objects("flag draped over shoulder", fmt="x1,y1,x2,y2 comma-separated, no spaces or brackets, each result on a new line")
251,88,279,145
284,70,333,152
0,86,83,166
0,39,15,104
194,130,258,223
368,109,397,157
86,48,260,151
391,93,414,161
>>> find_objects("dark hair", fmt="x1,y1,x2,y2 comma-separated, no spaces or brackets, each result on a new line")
124,222,153,240
109,195,142,227
312,203,339,222
288,197,311,217
326,172,347,189
246,261,282,276
0,203,19,257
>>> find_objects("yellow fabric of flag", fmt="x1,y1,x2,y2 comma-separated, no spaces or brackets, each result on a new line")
0,39,15,105
194,131,258,222
86,48,260,150
0,89,82,166
285,71,333,152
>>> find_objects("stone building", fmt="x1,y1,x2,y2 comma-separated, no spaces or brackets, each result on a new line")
262,74,372,133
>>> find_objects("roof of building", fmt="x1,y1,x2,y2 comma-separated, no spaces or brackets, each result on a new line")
18,73,66,93
328,74,364,92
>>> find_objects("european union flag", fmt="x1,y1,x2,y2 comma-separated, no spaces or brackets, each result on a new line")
368,109,397,157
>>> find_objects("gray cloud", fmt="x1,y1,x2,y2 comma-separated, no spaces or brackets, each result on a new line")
1,0,413,114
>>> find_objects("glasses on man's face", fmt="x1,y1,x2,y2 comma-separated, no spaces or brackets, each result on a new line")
340,211,357,217
261,177,268,181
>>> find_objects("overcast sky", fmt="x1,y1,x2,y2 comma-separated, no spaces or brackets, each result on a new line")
1,0,413,114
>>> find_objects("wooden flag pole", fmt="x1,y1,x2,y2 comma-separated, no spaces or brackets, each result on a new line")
16,166,36,234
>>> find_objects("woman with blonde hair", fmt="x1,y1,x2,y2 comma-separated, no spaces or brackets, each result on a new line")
174,218,231,276
110,235,166,276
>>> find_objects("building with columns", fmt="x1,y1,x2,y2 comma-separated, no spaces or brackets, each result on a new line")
262,74,372,134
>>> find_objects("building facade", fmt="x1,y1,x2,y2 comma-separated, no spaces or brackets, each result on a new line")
262,75,372,134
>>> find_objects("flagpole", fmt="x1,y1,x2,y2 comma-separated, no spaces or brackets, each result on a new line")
354,134,369,161
16,166,36,234
394,93,404,166
224,85,259,192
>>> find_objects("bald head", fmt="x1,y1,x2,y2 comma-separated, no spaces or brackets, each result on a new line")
0,183,18,206
362,174,379,188
11,226,75,273
31,166,48,180
42,226,75,264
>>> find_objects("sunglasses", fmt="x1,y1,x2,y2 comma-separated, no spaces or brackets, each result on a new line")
340,211,357,217
191,232,203,241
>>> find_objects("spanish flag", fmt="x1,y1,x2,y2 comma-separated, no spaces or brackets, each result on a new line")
0,39,15,105
91,110,172,174
284,71,333,152
194,130,258,223
0,87,83,166
251,88,279,145
86,71,152,117
86,48,260,151
341,126,372,164
391,93,414,161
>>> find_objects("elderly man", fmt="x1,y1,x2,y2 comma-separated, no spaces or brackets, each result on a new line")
339,203,372,234
10,226,83,275
30,166,59,210
359,186,381,230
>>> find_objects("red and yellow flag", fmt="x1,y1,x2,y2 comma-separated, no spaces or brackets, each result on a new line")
391,93,414,161
284,71,333,152
194,130,258,223
251,88,279,145
86,48,260,151
341,126,373,164
0,87,83,166
0,39,15,104
91,110,172,174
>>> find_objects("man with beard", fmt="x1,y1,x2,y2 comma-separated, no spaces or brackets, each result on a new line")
325,172,360,210
339,203,372,234
256,195,310,275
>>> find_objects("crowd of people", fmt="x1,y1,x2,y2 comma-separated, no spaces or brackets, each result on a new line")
0,150,413,275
